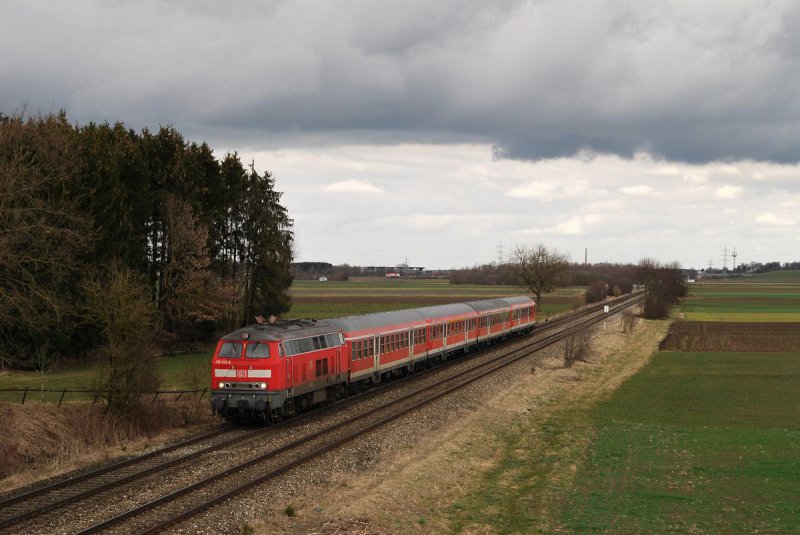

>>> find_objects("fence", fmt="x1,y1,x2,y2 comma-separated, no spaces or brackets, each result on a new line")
0,387,208,406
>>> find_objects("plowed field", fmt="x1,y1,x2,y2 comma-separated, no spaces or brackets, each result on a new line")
660,321,800,352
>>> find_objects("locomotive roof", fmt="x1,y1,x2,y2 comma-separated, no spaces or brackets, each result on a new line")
221,319,339,342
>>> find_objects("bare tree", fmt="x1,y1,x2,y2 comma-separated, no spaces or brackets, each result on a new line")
563,327,594,368
160,196,225,339
638,258,687,319
84,263,160,414
621,309,640,333
510,244,571,302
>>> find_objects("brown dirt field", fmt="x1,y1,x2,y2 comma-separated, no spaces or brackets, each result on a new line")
660,321,800,352
250,311,670,534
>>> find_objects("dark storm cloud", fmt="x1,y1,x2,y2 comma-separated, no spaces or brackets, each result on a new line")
3,0,799,163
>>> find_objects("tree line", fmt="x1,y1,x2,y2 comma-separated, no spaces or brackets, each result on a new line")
1,111,293,371
450,244,685,319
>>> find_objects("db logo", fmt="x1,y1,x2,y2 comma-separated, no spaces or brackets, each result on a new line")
236,369,247,378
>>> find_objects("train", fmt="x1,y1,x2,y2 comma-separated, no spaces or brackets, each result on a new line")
210,296,536,421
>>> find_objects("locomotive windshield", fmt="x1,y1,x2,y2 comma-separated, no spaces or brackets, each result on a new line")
218,342,242,358
245,342,271,359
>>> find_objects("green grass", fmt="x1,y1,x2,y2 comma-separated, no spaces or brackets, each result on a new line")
560,351,800,533
450,351,800,533
0,352,212,402
680,282,800,322
746,270,800,282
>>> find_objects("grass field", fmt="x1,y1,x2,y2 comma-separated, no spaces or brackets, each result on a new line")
681,282,800,321
746,270,800,282
560,351,800,533
286,279,581,319
0,352,209,402
450,348,800,533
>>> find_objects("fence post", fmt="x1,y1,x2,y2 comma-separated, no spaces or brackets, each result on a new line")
58,389,67,407
151,392,160,404
199,388,207,400
21,387,28,405
174,391,184,401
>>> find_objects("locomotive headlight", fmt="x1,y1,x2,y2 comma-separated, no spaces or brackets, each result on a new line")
218,382,224,389
260,382,267,389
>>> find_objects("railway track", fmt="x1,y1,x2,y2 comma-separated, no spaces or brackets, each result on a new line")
1,294,640,534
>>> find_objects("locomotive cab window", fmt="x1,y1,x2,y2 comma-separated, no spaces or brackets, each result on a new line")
245,342,270,359
218,342,242,359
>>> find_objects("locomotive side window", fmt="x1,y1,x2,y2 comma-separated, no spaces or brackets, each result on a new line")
245,342,270,359
218,342,242,358
326,333,343,348
284,332,344,357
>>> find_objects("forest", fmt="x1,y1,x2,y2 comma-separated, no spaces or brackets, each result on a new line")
0,111,294,371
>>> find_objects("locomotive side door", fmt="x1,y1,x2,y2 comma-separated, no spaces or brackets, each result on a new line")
335,345,342,383
283,344,293,390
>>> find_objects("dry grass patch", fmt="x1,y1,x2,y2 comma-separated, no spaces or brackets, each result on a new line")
0,399,215,493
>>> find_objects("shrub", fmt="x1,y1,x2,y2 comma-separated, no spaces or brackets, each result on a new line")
563,328,594,368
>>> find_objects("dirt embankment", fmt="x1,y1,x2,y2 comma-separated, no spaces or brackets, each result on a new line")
659,321,800,352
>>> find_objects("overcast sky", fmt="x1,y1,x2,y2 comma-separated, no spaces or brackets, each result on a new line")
3,0,799,269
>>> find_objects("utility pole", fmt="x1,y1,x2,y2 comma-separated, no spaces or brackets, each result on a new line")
732,246,738,271
721,245,729,271
496,241,504,264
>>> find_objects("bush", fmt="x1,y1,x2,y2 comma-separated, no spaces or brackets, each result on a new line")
84,263,160,415
563,328,594,368
585,281,606,303
621,310,639,333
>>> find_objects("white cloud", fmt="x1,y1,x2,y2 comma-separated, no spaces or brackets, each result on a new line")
504,179,593,201
756,213,796,226
715,185,743,199
682,173,707,183
620,185,658,196
323,179,383,193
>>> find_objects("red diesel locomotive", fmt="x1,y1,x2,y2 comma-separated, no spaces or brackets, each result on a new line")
210,296,535,420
